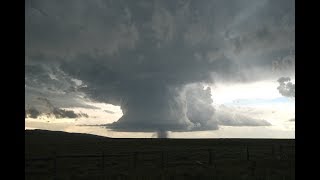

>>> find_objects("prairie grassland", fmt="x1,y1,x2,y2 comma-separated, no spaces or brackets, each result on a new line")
25,130,295,180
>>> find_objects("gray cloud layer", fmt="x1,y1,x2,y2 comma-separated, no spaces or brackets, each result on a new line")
26,0,294,132
214,105,271,127
25,107,84,119
25,97,88,119
26,107,41,119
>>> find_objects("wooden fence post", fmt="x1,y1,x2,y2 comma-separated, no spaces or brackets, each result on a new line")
208,149,213,166
246,146,249,161
251,161,256,176
272,145,275,158
133,152,138,169
101,152,105,179
161,151,165,169
279,145,282,160
166,151,169,167
53,152,57,180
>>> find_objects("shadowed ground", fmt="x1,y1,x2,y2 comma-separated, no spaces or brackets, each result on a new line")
25,129,295,180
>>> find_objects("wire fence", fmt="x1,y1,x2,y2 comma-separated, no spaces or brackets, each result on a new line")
25,144,295,179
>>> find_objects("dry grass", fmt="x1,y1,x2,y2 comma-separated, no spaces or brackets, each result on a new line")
25,130,295,180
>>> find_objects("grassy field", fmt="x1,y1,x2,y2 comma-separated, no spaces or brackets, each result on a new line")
25,129,295,180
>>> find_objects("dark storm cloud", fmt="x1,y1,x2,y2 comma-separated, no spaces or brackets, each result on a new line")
25,97,89,119
277,77,295,98
92,84,271,132
25,61,98,110
25,106,89,119
26,107,42,119
26,0,294,132
52,108,83,119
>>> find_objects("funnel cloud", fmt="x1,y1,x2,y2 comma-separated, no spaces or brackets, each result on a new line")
157,130,169,138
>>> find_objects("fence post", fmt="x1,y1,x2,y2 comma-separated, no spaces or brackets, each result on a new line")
279,145,282,160
246,146,249,161
161,151,165,169
208,149,213,166
53,152,57,180
166,151,169,167
272,145,275,158
101,152,105,179
251,161,256,176
133,152,138,169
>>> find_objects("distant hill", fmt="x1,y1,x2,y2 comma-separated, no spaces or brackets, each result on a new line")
25,129,110,144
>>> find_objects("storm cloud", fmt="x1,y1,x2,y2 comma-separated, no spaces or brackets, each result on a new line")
26,0,294,133
277,77,295,98
25,106,88,119
25,97,89,119
26,107,41,119
214,105,271,126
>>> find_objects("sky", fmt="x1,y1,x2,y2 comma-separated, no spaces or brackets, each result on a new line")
25,0,295,138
